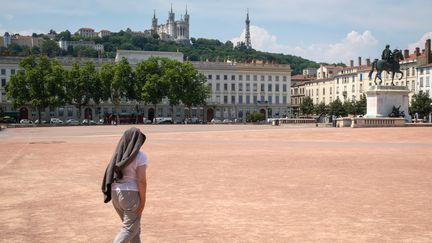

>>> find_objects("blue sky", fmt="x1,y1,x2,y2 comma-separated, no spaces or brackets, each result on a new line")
1,0,431,64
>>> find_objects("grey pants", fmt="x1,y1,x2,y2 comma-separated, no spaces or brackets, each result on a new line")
112,190,141,243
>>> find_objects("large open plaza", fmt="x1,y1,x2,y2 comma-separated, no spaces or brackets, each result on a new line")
0,125,431,242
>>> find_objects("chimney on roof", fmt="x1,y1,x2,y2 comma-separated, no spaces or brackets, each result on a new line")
350,60,354,67
415,47,420,56
366,58,371,66
404,49,409,58
358,57,362,66
426,39,431,64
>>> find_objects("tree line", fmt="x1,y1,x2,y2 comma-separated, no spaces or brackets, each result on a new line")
1,30,323,74
299,95,367,117
300,93,432,120
5,55,210,123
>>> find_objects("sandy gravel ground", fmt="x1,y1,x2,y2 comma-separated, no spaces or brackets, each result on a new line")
0,125,431,242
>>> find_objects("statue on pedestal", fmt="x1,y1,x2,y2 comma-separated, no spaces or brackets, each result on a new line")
368,45,404,86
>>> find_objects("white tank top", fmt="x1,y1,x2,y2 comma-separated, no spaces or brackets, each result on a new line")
111,151,148,192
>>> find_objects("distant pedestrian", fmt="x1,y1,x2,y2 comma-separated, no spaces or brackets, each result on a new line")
102,127,148,243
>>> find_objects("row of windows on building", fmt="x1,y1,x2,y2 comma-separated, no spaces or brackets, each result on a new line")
213,95,288,105
207,74,288,82
1,68,16,76
209,83,288,93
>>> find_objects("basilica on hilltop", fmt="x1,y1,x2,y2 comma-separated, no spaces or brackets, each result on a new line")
147,6,190,44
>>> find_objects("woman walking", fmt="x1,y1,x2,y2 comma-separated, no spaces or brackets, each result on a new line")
102,127,148,243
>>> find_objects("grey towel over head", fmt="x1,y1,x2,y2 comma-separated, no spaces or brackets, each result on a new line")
102,127,146,203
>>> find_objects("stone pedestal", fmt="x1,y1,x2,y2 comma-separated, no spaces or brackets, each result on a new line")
365,86,410,118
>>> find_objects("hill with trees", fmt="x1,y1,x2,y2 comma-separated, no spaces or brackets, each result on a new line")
1,29,322,74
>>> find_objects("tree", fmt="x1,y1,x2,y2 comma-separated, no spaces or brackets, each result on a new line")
314,102,329,115
329,98,346,117
178,62,211,119
140,57,170,119
65,62,98,121
343,99,355,115
41,39,61,57
300,96,314,117
112,57,135,123
354,94,367,115
5,55,66,123
409,91,432,118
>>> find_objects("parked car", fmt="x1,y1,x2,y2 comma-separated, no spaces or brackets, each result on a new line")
50,118,63,124
96,119,105,125
210,118,222,124
66,119,79,125
155,117,173,124
35,119,48,124
1,116,17,123
82,119,97,125
20,119,33,124
222,119,233,124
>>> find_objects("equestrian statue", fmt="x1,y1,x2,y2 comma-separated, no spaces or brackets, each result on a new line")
368,45,404,86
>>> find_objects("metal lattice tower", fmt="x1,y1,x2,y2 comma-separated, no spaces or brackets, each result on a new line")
245,9,252,49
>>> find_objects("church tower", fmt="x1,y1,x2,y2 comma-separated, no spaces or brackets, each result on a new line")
245,9,252,49
168,4,175,37
184,5,190,39
151,10,158,34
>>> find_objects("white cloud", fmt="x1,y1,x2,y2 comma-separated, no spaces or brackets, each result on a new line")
3,14,14,21
408,32,432,52
232,26,379,64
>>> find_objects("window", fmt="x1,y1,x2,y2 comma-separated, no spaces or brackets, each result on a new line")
224,75,228,80
1,69,5,75
58,107,65,117
275,96,280,104
11,69,15,75
67,107,73,117
239,95,243,104
253,75,257,81
283,96,287,104
239,75,243,81
231,75,236,80
246,83,250,91
216,83,220,91
275,76,279,81
208,83,212,90
231,96,235,104
260,95,264,102
268,84,272,92
239,83,243,91
261,84,265,92
330,87,332,95
224,83,228,91
231,83,235,91
246,96,250,104
283,84,287,92
420,77,424,87
426,77,430,87
283,76,287,82
268,96,272,104
224,96,228,104
253,83,257,92
268,75,272,81
253,95,257,104
275,84,279,92
246,75,250,81
1,78,5,87
352,85,355,92
260,75,264,81
208,74,212,80
216,75,220,80
323,88,325,95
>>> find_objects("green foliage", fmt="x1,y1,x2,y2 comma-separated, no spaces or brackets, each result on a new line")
409,91,432,118
5,55,66,122
329,98,346,117
246,112,265,122
354,94,367,115
41,40,62,57
300,96,314,116
314,102,329,115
